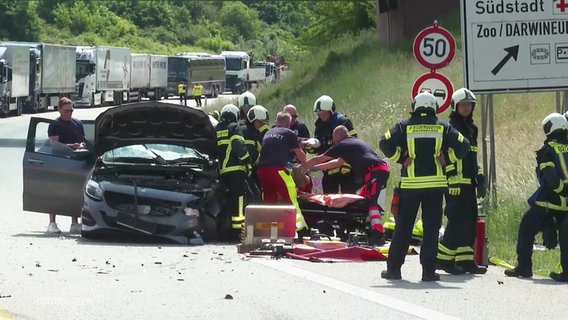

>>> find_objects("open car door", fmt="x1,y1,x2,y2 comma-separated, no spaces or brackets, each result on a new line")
22,117,95,216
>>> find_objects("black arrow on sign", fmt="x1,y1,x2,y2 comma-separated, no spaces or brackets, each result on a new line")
491,45,519,75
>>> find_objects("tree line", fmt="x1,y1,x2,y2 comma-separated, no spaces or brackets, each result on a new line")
0,0,376,58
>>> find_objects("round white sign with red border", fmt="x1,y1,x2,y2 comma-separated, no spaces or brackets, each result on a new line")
411,72,454,114
413,23,456,70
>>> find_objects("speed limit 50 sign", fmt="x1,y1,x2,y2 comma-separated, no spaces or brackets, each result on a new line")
413,21,456,70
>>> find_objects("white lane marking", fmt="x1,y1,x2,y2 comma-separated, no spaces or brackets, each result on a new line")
254,259,461,320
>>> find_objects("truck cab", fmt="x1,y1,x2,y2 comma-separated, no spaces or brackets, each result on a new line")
220,51,250,94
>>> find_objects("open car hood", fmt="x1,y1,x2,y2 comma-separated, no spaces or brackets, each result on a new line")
95,102,216,157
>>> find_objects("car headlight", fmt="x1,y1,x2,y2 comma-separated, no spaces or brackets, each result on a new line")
184,207,199,217
85,180,103,201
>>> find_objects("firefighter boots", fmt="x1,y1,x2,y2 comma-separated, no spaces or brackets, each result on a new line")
421,272,440,282
550,272,568,282
504,267,532,278
458,261,487,274
381,269,402,280
436,260,466,275
368,229,385,247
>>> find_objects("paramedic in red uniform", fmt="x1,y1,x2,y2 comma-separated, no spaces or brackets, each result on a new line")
257,112,310,239
300,125,390,246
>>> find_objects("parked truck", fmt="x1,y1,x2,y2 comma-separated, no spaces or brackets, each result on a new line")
0,41,76,113
129,54,168,102
75,46,131,107
0,44,29,117
220,51,251,94
220,51,276,93
166,53,225,98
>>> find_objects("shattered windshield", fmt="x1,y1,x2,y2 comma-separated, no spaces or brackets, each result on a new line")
102,144,205,164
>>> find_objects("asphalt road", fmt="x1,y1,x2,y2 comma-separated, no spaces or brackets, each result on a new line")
1,96,568,320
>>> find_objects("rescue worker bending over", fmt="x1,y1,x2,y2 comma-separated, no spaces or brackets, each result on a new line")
216,104,252,241
505,113,568,282
437,88,488,275
310,95,358,194
257,112,310,240
283,104,310,165
237,91,256,125
300,125,390,246
379,92,470,282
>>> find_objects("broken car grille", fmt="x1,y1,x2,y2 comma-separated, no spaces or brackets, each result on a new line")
104,191,182,216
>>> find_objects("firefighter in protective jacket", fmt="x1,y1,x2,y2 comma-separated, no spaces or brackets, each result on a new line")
310,95,358,194
436,88,487,275
379,92,470,282
216,104,251,240
505,112,568,282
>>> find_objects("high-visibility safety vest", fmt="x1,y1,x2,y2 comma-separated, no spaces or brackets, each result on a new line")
379,112,470,190
177,83,186,95
192,84,203,97
216,121,250,174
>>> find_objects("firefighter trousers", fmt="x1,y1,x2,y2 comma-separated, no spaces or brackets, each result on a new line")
220,171,247,231
438,185,478,264
359,165,389,233
387,188,444,274
256,166,308,231
322,170,357,194
516,207,568,273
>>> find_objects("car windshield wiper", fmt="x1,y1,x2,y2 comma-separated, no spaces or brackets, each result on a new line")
142,145,168,165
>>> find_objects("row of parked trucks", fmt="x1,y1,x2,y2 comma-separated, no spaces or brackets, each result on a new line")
0,42,281,117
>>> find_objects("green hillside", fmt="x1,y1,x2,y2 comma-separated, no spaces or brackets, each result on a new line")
234,23,561,276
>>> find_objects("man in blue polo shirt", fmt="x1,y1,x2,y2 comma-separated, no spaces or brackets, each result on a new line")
46,97,85,234
257,112,310,239
300,125,390,246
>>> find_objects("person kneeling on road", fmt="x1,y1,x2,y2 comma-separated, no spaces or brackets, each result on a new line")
300,125,390,246
256,112,310,240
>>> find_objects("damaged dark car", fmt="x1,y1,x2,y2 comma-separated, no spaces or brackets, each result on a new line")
23,102,226,244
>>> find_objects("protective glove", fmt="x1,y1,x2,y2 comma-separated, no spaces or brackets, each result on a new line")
476,174,486,198
246,164,253,177
447,175,461,196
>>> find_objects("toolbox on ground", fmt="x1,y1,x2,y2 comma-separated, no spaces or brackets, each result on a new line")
243,204,296,246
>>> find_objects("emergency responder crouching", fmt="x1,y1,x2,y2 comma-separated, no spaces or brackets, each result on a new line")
437,88,488,275
505,112,568,282
379,92,470,281
300,125,390,246
309,95,358,194
216,104,252,241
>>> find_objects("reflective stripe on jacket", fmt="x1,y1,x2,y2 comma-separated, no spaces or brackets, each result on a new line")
379,112,470,190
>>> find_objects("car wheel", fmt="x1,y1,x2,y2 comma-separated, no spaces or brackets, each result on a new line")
202,213,218,242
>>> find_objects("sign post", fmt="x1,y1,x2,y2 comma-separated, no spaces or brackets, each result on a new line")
461,0,568,93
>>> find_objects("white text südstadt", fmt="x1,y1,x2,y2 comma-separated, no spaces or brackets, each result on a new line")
475,0,544,14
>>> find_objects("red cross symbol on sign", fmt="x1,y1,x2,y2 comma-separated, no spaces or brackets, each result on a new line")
556,0,568,12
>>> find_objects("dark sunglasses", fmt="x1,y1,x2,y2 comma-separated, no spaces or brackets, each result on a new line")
61,109,74,113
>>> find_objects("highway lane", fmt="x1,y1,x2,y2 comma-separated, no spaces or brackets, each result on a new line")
1,95,568,319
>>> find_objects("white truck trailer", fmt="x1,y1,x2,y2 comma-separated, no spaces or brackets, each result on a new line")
75,46,131,107
0,42,76,113
0,45,29,117
129,54,167,102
